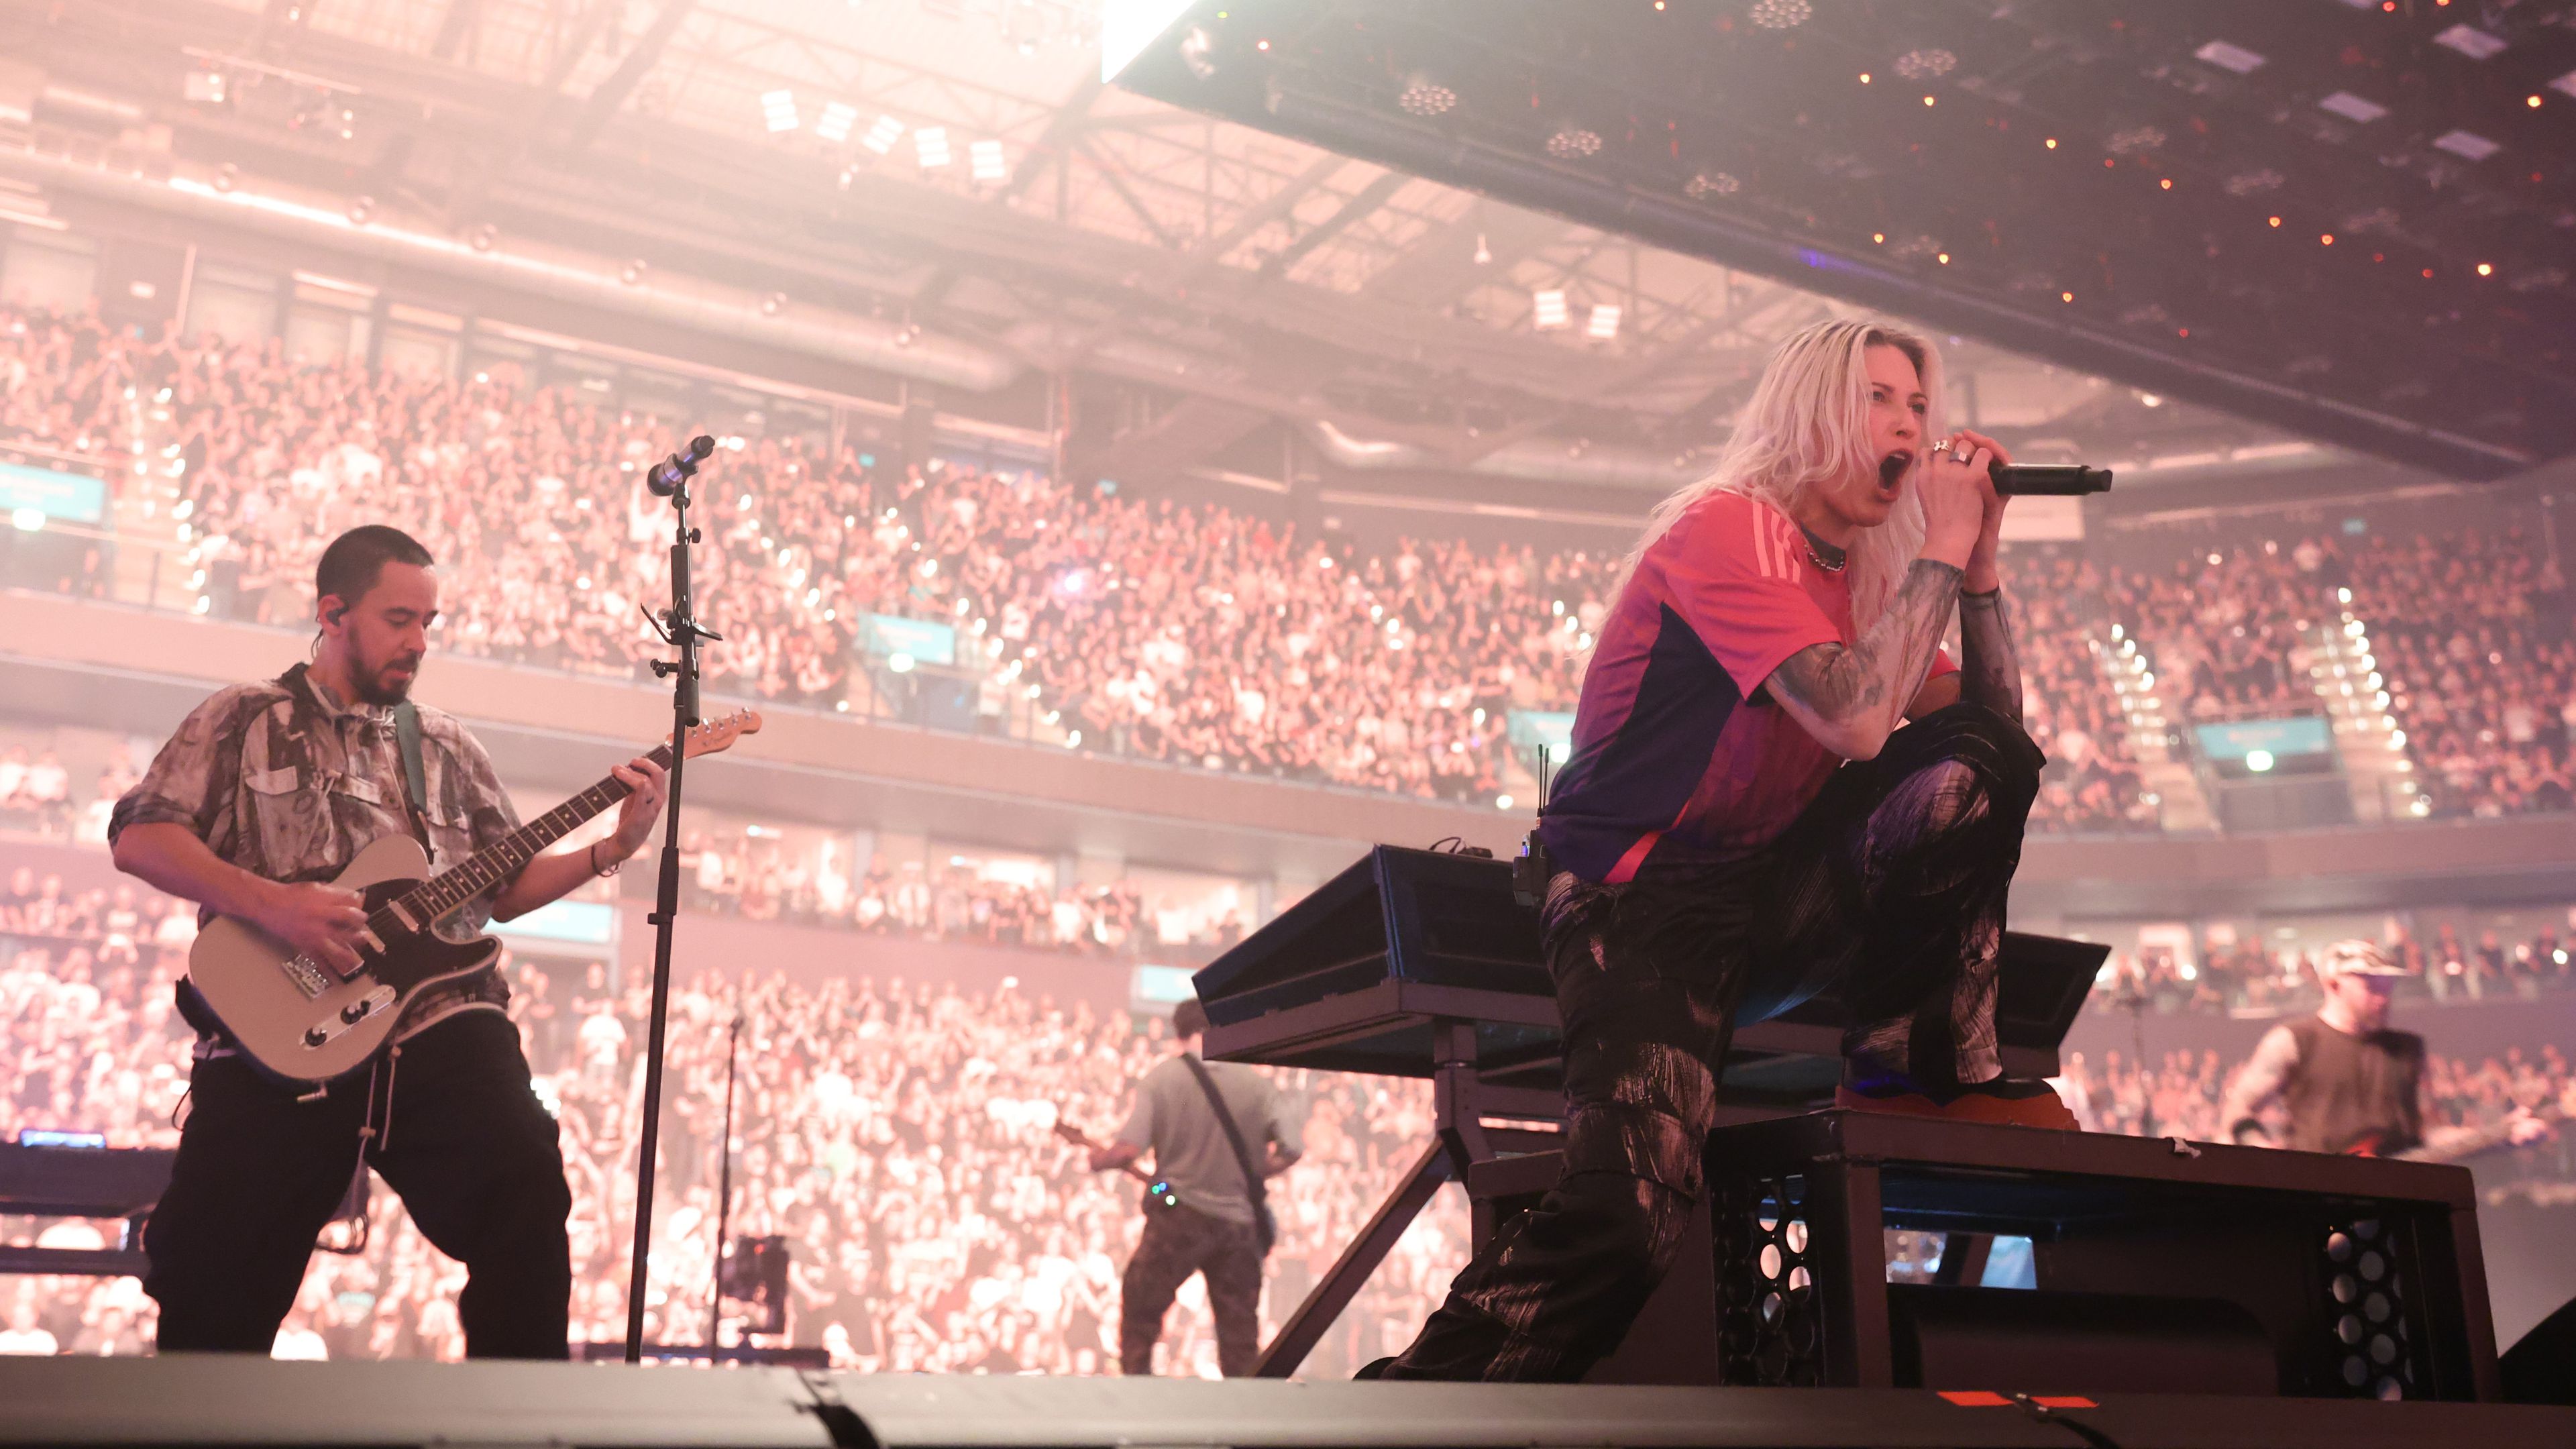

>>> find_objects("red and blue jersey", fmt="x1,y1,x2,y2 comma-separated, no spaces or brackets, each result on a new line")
1538,490,1954,883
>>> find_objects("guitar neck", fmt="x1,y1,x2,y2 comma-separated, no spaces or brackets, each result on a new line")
396,741,673,924
2394,1104,2564,1164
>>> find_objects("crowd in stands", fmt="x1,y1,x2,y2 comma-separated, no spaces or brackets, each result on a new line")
2092,919,2576,1016
15,299,2576,838
0,301,2146,831
679,839,1237,956
2102,538,2339,723
2003,547,2159,833
2347,524,2576,818
7,863,2576,1362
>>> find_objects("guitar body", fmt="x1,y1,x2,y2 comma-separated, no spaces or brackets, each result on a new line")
186,835,500,1087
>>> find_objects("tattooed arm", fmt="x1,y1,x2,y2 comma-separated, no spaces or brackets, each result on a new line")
1766,557,1965,761
1955,586,2026,724
2220,1024,2302,1147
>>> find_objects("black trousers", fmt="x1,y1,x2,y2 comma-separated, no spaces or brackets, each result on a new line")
146,1010,573,1358
1119,1203,1265,1376
1382,702,2043,1381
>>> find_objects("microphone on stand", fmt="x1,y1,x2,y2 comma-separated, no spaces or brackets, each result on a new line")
647,435,716,497
1990,462,2113,496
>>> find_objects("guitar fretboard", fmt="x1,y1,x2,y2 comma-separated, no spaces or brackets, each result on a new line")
382,741,674,928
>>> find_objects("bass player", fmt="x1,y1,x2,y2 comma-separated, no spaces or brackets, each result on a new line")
108,524,666,1357
2220,938,2556,1162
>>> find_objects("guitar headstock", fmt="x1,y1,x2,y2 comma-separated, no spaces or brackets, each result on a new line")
1051,1120,1088,1146
680,708,763,761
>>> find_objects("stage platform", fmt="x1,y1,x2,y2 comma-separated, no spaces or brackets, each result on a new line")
3,1357,2574,1449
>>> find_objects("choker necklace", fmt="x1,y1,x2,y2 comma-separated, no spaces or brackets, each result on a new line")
1796,522,1847,574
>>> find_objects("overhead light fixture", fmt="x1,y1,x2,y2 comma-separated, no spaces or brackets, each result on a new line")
2194,39,2265,74
1684,170,1742,199
620,258,648,284
212,161,237,193
1893,48,1957,80
1587,303,1621,341
345,195,374,224
815,101,858,143
970,138,1007,182
915,125,952,168
863,114,906,154
2318,91,2389,123
2432,129,2499,160
470,222,496,252
761,291,786,315
1749,0,1811,30
1531,288,1570,330
183,68,227,104
2432,23,2506,60
1471,231,1492,265
1397,72,1456,117
761,89,798,133
1545,125,1603,159
2553,69,2576,100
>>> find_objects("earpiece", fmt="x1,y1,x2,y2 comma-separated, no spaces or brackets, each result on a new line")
327,606,348,625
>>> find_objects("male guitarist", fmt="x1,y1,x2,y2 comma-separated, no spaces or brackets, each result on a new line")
1086,997,1301,1377
2220,939,2553,1161
108,525,667,1356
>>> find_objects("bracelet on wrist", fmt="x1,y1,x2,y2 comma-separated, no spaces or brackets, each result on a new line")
589,840,623,878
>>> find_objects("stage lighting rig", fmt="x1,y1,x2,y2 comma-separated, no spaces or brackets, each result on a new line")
1748,0,1810,30
1397,72,1456,117
1544,125,1602,160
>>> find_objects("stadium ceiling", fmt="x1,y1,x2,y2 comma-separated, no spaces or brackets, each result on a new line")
0,0,2355,493
1110,0,2576,484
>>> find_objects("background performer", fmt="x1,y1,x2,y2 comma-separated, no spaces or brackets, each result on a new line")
1373,317,2057,1382
1089,997,1299,1376
2223,939,2554,1161
109,525,666,1356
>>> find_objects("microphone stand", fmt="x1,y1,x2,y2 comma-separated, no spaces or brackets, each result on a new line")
706,1006,743,1358
625,435,721,1364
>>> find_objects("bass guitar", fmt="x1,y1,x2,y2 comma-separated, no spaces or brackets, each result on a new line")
187,709,760,1085
2344,1079,2576,1164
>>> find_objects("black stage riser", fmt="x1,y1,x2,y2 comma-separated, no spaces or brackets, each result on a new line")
5,1359,2576,1449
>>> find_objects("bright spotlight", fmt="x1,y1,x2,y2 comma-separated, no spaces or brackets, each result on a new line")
761,89,799,133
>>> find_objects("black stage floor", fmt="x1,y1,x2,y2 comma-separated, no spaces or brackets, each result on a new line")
3,1356,2575,1449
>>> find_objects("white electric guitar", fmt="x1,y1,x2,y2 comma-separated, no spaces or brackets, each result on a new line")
186,710,761,1085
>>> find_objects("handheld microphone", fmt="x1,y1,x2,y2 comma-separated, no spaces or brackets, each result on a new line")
1990,462,2113,496
647,435,717,497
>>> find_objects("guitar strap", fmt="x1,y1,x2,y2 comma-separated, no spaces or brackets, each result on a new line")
391,700,433,862
1179,1053,1275,1255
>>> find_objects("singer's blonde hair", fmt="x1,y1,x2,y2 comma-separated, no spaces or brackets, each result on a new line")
1607,317,1937,635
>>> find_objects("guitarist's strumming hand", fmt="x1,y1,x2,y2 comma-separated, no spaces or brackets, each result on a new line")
602,755,669,863
255,881,383,977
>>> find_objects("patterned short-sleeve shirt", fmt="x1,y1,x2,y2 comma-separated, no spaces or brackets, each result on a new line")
110,661,523,1044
